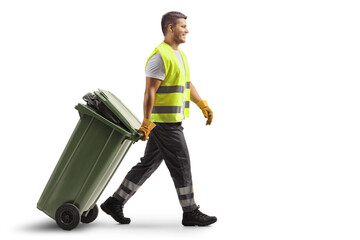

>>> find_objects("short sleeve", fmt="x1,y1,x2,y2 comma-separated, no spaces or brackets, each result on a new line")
145,53,165,80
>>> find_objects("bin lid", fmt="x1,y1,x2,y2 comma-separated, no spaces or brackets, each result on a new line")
94,89,141,136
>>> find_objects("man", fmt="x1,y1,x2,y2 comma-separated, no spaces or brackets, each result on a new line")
101,11,216,226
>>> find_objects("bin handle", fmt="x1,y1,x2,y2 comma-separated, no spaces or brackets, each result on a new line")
135,131,144,140
97,90,109,100
101,92,108,100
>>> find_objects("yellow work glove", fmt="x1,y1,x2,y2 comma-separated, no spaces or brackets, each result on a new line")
138,118,156,141
196,100,213,125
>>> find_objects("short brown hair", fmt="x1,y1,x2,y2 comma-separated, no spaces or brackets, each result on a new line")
161,11,187,36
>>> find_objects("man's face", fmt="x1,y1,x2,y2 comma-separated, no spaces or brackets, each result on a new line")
172,18,188,44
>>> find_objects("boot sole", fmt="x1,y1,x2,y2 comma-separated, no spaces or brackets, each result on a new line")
182,218,217,227
100,204,131,224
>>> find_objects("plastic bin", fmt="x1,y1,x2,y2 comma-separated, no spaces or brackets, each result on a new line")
37,89,142,230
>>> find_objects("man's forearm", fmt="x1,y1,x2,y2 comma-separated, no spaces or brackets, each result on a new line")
143,90,155,120
190,82,202,104
143,77,162,120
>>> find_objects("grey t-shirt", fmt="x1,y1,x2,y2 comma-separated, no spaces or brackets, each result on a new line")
146,51,185,80
146,50,186,120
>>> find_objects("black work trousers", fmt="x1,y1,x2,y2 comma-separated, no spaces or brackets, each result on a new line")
113,122,197,212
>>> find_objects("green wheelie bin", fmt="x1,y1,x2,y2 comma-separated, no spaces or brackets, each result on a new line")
37,89,142,230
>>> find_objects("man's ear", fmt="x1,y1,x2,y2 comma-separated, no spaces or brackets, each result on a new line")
168,24,174,33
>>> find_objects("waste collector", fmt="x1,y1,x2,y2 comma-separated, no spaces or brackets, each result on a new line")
101,11,217,226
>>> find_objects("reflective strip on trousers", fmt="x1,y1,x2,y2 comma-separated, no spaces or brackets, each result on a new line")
180,198,196,208
122,179,141,191
176,186,196,208
114,179,141,203
116,189,130,201
176,186,193,195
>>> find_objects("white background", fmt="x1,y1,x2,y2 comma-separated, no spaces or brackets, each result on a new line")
1,0,360,239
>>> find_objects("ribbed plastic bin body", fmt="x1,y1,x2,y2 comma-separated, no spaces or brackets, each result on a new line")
37,90,141,230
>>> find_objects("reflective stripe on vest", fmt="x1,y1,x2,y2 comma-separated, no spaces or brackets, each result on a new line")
157,85,184,93
145,42,191,123
152,101,190,114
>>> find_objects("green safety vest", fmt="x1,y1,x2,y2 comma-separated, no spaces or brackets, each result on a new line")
145,42,191,123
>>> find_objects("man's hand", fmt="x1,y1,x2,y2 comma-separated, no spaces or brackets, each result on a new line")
138,118,157,141
196,100,213,125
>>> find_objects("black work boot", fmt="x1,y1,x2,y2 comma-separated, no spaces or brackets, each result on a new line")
100,197,131,224
182,206,217,226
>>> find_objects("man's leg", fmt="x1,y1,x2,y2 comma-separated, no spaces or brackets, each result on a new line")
114,134,163,203
101,131,163,224
151,123,197,211
151,123,217,226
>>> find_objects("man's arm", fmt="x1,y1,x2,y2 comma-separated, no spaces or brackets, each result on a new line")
137,77,162,141
190,82,213,125
143,77,162,119
190,82,202,104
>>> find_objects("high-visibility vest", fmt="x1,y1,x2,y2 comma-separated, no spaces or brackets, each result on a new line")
145,42,191,123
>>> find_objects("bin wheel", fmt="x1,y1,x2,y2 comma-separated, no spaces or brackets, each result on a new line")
81,204,99,224
55,203,80,230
